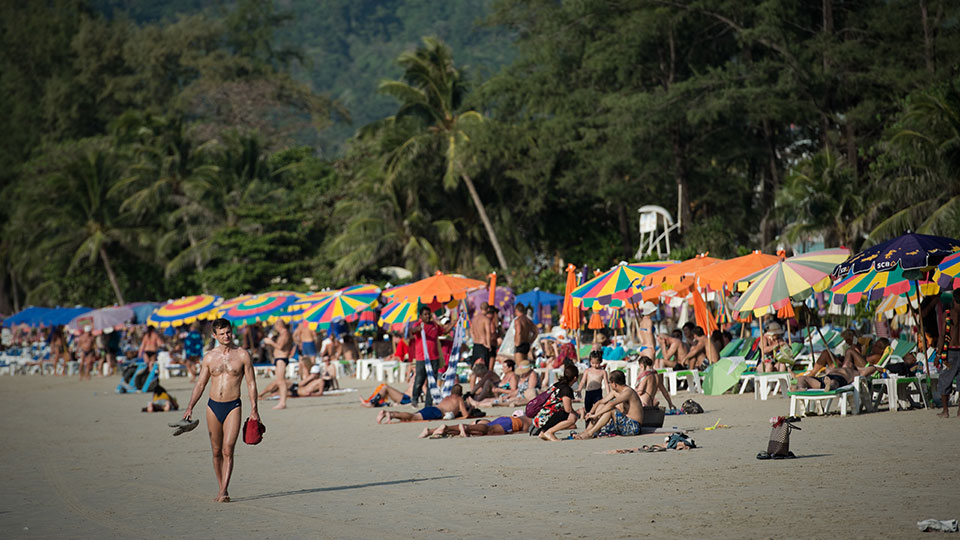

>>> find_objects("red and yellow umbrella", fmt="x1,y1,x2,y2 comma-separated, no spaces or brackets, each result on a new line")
148,295,223,328
830,266,938,305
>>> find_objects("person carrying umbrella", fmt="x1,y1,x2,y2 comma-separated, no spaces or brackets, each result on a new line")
410,306,456,407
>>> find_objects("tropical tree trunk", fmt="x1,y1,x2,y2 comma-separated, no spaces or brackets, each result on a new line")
460,172,509,271
99,247,126,305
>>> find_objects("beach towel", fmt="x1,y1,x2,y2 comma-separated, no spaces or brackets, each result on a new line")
440,304,468,399
420,327,443,404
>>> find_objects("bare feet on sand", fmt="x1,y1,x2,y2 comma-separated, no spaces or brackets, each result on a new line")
272,403,286,410
459,424,469,437
938,410,950,418
376,410,391,424
539,431,560,441
418,427,431,438
215,492,231,503
360,398,373,408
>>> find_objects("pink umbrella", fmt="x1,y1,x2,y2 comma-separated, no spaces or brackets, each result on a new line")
67,306,135,335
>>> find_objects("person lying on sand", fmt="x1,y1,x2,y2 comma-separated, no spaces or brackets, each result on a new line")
361,383,412,407
575,370,643,440
419,415,532,438
377,385,470,424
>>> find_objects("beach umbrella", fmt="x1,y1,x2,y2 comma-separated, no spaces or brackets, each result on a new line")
732,248,851,316
832,232,960,278
588,311,604,330
217,294,256,314
694,250,781,293
571,261,677,310
875,292,921,320
383,271,486,304
221,294,300,326
829,266,939,305
702,358,748,395
379,299,420,328
3,307,53,327
933,251,960,290
125,302,161,324
561,264,581,331
640,253,723,289
300,284,382,330
148,295,222,328
467,286,515,315
289,290,336,312
515,288,563,325
690,287,718,336
67,306,134,334
488,272,497,306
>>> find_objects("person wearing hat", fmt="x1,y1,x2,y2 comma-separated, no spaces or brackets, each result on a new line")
758,320,788,373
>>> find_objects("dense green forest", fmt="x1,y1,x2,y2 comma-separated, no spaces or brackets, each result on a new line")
1,0,959,313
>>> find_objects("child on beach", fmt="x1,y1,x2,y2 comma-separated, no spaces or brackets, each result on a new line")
577,350,608,414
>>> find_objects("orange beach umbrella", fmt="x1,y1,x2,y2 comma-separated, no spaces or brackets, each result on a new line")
383,271,486,305
561,264,581,330
641,253,723,289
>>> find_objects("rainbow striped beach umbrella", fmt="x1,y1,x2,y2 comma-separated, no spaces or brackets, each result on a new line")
378,299,420,328
289,290,336,312
571,261,677,310
830,266,939,305
221,294,300,326
148,295,223,328
301,284,381,330
934,251,960,290
732,248,850,316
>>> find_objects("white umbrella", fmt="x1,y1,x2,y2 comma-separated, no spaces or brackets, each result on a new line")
67,306,134,334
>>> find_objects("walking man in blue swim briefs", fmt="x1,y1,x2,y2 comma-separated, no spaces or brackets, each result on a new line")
182,318,259,502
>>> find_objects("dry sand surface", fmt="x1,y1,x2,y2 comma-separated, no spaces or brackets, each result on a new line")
1,372,959,539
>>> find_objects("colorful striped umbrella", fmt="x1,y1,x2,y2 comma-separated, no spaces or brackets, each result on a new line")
933,251,960,290
833,232,960,278
221,294,300,326
571,261,677,310
218,294,256,314
378,299,420,328
830,266,939,305
874,292,920,320
301,284,381,330
148,295,222,328
732,248,850,316
289,290,336,312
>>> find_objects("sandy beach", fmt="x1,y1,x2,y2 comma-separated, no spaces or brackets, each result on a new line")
1,373,958,540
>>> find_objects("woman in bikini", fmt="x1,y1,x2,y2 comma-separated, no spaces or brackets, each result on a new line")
633,356,675,409
467,359,519,407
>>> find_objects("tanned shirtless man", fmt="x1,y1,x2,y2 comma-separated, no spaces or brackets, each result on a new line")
376,384,471,424
77,326,96,381
263,320,293,410
138,326,164,371
513,303,538,363
575,370,644,439
181,318,258,503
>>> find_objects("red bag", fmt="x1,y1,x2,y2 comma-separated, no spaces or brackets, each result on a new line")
243,417,266,445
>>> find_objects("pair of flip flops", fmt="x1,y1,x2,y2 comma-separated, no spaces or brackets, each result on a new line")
168,418,200,436
756,451,796,460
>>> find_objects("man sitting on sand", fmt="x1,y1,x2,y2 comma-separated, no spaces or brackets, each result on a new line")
419,415,532,438
575,370,644,439
376,384,470,424
469,362,501,401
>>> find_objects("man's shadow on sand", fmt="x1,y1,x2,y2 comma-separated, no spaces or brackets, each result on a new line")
232,476,459,502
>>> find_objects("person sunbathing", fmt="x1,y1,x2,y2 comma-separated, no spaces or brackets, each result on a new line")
361,383,412,407
795,359,877,390
804,336,889,376
633,356,674,409
377,384,470,424
575,370,644,439
419,415,533,438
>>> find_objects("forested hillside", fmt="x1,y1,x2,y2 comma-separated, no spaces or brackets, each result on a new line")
1,0,959,312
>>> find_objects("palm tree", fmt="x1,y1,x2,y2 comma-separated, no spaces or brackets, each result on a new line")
868,81,960,241
376,37,509,270
24,143,138,304
776,149,867,249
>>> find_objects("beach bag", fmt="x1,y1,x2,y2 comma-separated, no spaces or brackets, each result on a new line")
525,387,552,418
766,416,800,457
243,417,266,445
680,399,703,414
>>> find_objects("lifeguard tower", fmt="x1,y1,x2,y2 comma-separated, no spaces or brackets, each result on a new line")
634,205,681,259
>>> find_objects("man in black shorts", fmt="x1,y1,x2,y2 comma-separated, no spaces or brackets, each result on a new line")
513,303,537,362
470,302,492,365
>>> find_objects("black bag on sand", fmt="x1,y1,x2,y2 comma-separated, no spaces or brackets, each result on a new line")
680,399,703,414
642,406,665,428
758,416,801,459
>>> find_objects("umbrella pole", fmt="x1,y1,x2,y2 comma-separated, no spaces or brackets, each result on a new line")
910,280,933,405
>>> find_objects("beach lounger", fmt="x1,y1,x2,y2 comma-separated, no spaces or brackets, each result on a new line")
661,368,702,396
788,376,866,417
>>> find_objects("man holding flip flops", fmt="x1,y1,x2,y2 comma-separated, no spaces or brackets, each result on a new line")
175,318,259,503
